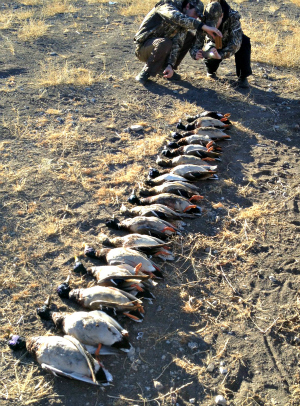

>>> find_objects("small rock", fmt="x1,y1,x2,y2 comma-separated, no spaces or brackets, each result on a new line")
215,395,227,405
188,342,198,350
130,124,143,131
219,367,228,374
189,398,196,404
206,363,215,372
269,275,277,283
153,380,164,390
156,305,162,312
262,73,268,79
267,88,272,92
50,52,58,56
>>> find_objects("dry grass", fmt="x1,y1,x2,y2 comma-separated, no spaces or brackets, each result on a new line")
42,0,77,17
36,61,97,86
118,0,156,17
18,19,49,41
242,17,300,69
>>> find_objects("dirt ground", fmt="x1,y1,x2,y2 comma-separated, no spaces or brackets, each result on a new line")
0,0,300,405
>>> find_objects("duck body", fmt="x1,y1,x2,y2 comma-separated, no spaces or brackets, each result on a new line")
181,128,231,140
156,155,218,168
138,193,202,214
186,111,231,123
26,335,113,385
51,310,132,351
85,246,164,278
162,145,221,160
68,285,145,321
139,181,201,199
106,216,180,239
177,117,231,131
145,172,191,186
170,164,217,180
169,135,222,151
88,265,157,294
100,233,171,251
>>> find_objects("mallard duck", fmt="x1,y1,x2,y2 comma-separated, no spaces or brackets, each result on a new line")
98,233,174,260
127,193,202,214
145,172,193,186
57,278,145,321
168,136,222,150
177,117,231,131
178,128,231,140
84,246,164,279
162,145,221,160
156,155,218,168
186,111,231,123
169,164,217,180
88,265,157,296
105,216,180,239
120,203,192,221
8,335,113,386
139,181,202,199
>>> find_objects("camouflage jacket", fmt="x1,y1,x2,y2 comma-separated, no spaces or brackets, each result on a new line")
190,6,242,60
134,1,203,66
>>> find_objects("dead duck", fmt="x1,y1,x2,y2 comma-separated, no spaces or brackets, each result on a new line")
147,165,216,182
84,246,164,279
98,233,174,260
121,203,192,222
139,181,202,199
156,155,218,168
177,117,231,131
105,216,180,239
162,145,221,160
127,193,202,214
37,298,133,354
178,128,231,140
145,172,193,186
186,111,231,123
168,136,222,150
88,265,157,296
8,335,113,386
57,277,145,321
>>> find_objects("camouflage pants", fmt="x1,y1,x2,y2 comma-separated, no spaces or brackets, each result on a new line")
135,32,195,76
205,34,252,78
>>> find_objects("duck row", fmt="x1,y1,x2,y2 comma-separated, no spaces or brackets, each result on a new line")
8,110,231,387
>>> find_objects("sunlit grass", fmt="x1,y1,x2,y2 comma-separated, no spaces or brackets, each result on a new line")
18,19,49,41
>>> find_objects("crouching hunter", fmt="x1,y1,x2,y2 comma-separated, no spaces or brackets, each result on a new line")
190,0,252,87
134,0,222,85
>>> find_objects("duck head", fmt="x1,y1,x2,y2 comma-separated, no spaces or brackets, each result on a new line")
139,187,152,197
167,141,179,149
36,296,52,320
57,274,71,299
161,149,172,158
128,190,140,205
148,168,160,179
172,132,183,140
105,218,121,230
73,256,87,274
176,122,186,130
8,335,27,351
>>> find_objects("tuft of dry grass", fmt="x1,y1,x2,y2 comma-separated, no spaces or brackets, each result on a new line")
42,0,77,17
36,61,97,87
18,19,49,41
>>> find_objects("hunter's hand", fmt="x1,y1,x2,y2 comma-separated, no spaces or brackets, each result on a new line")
195,50,204,60
204,47,221,60
163,65,174,79
202,25,223,39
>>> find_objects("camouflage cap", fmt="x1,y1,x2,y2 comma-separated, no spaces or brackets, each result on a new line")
204,1,223,26
189,0,204,18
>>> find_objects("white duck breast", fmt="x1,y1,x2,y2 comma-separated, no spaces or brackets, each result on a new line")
147,172,190,185
69,285,143,310
171,164,216,176
111,233,167,248
181,145,210,155
104,247,163,278
52,310,131,350
195,117,229,128
156,155,217,167
89,265,149,285
27,335,112,385
193,128,230,139
142,182,202,196
182,134,212,144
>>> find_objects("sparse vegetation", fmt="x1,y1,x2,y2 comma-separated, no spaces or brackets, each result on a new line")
0,0,299,405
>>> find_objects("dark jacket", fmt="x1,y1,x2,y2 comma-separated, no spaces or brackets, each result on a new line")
134,1,203,66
